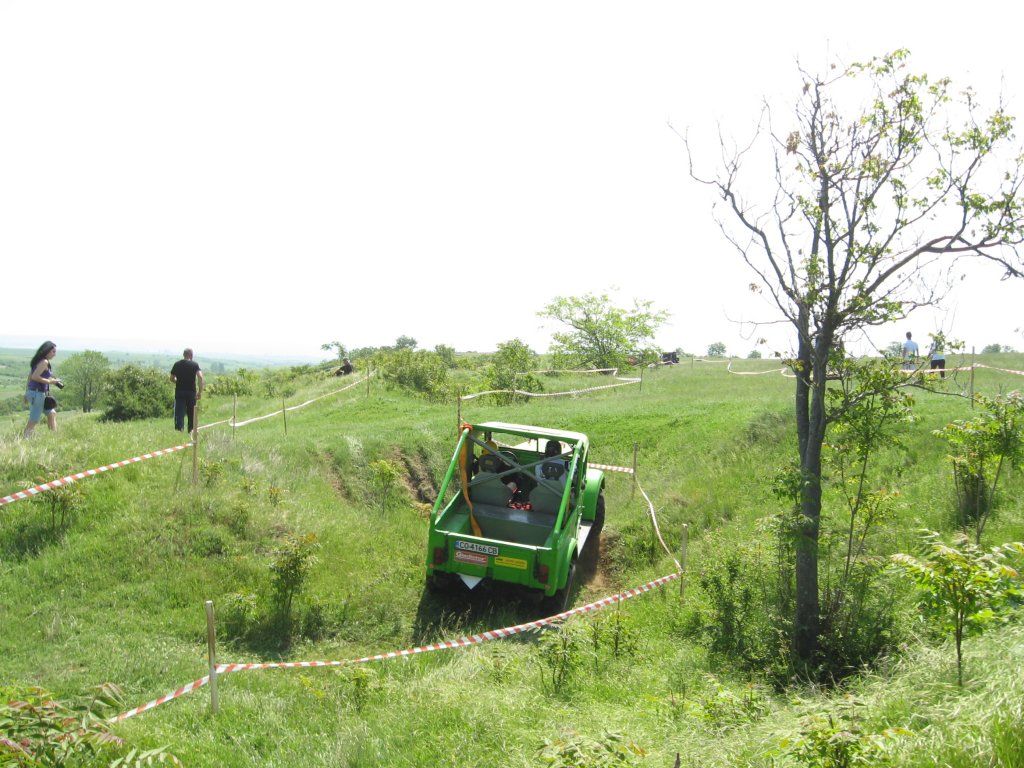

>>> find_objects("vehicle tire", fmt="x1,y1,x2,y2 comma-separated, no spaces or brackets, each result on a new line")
426,572,454,593
592,492,605,535
540,558,577,616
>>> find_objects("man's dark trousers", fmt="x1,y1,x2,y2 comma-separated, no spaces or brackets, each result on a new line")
175,394,197,433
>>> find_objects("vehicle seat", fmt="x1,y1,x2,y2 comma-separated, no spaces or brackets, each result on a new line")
478,453,504,474
469,472,513,506
531,479,567,517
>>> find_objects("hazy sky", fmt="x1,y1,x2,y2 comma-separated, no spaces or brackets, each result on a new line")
2,1,1021,361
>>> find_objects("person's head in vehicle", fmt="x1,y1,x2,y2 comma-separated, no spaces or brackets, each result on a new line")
477,440,506,474
536,440,567,482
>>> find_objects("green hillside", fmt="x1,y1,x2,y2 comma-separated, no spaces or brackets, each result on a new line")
1,357,1022,767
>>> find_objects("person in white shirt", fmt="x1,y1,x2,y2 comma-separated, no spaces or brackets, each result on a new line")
901,332,919,370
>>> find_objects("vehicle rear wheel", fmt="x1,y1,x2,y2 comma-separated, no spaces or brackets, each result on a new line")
426,572,455,593
592,492,605,535
540,558,577,616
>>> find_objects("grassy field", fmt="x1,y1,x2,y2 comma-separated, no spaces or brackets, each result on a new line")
1,356,1022,766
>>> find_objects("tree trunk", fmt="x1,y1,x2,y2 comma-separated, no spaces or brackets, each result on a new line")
793,314,830,664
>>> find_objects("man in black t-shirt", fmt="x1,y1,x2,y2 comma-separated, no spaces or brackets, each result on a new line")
169,348,205,433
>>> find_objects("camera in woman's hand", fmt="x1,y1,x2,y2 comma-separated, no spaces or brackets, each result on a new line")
54,380,64,389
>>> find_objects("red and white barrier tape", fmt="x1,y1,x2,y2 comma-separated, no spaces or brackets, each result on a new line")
975,363,1024,377
0,444,191,508
109,570,680,722
774,363,1024,380
637,479,682,571
780,364,983,379
460,378,640,401
530,368,620,375
1,376,370,508
726,362,788,376
229,375,369,428
109,675,212,723
589,462,634,474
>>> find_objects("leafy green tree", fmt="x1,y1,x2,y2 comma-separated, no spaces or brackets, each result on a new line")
393,335,417,350
321,340,348,362
539,292,668,371
747,349,762,359
101,365,170,422
485,338,543,404
687,49,1024,663
884,341,903,359
60,350,110,413
891,532,1023,686
984,343,1016,353
349,346,378,361
434,344,456,368
934,391,1024,542
374,348,449,400
706,342,727,358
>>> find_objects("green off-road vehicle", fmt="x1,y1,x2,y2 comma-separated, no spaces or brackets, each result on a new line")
425,421,605,612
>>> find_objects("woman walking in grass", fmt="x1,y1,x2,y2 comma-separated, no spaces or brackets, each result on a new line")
23,340,62,437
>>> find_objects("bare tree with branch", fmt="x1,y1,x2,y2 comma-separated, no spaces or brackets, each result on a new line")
683,49,1024,665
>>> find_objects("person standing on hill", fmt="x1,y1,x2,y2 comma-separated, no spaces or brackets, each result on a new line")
169,348,204,433
929,333,946,378
23,340,62,438
901,331,919,370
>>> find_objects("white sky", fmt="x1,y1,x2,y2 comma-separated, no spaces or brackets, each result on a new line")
2,1,1022,361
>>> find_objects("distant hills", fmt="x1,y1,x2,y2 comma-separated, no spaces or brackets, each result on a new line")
0,344,322,374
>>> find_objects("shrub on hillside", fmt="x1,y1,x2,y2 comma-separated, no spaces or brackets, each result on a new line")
205,367,259,397
100,364,171,422
680,547,792,681
373,349,450,400
935,391,1024,542
485,338,542,404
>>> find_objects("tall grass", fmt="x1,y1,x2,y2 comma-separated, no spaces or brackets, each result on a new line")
0,356,1021,766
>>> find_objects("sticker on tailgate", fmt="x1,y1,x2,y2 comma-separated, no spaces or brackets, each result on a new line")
455,550,489,567
494,556,527,570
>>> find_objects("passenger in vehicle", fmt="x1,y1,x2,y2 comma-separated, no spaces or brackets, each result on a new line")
535,440,568,484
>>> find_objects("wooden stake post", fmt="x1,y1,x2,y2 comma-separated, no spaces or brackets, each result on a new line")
205,600,219,714
191,405,199,485
631,442,638,498
679,523,689,599
970,346,976,408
